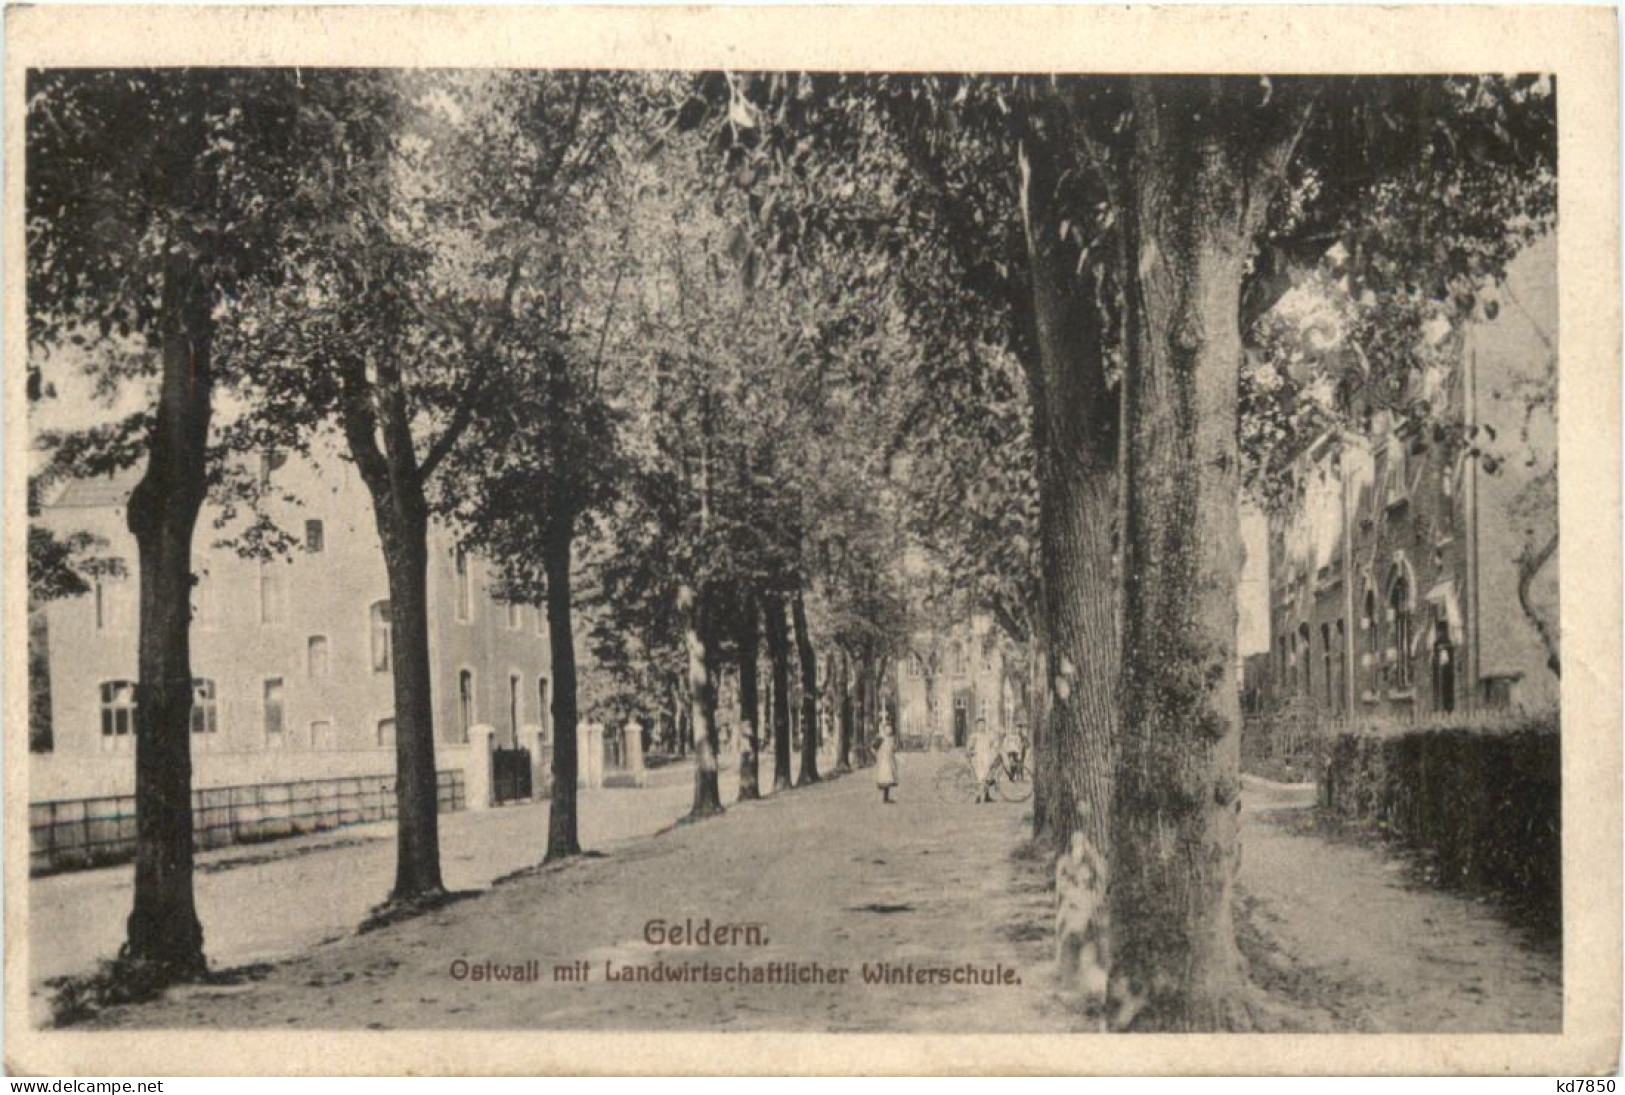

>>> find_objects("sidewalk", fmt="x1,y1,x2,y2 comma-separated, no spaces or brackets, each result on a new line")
82,753,1086,1032
29,759,725,997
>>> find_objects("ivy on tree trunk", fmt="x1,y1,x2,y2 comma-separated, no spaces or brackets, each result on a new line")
1109,76,1308,1031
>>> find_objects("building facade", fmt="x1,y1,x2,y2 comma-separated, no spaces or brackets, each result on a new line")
31,439,553,804
1262,236,1559,721
895,614,1021,748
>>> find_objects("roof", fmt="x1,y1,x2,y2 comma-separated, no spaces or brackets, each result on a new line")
46,467,141,510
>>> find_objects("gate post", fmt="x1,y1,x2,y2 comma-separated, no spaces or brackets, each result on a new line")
577,721,604,790
523,724,547,800
468,723,497,810
625,719,646,787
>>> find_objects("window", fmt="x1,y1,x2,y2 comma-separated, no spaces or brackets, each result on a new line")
191,679,218,735
306,635,330,680
1389,571,1413,690
1382,438,1410,508
1363,588,1379,694
192,571,216,630
455,548,472,622
259,564,286,625
1335,619,1346,711
311,719,335,750
506,600,523,631
99,680,137,738
376,717,396,747
1432,619,1456,713
370,601,392,673
509,673,521,741
305,519,325,553
263,677,285,743
94,567,129,632
1321,624,1335,709
1298,623,1312,696
259,450,288,487
953,644,968,678
457,669,475,742
537,677,550,735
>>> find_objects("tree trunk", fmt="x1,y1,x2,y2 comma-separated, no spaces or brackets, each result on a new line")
763,594,794,791
336,352,447,904
543,521,582,860
375,495,446,903
792,589,822,786
1516,532,1561,677
852,656,874,767
1018,116,1118,858
1109,77,1303,1031
122,252,211,976
736,595,763,800
834,652,854,773
683,581,725,818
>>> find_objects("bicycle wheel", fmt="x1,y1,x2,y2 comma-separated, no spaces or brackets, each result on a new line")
934,761,981,803
994,760,1034,802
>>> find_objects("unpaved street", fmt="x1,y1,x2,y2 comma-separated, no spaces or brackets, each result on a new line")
67,756,1560,1033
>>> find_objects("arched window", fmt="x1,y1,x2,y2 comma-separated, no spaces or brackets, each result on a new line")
370,601,392,673
1321,624,1335,708
263,677,286,744
259,563,286,625
99,680,137,738
307,635,330,679
457,669,475,742
1363,587,1379,694
1298,623,1313,696
1389,570,1413,690
191,679,218,735
454,548,473,622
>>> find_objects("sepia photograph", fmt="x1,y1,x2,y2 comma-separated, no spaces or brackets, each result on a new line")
3,3,1618,1078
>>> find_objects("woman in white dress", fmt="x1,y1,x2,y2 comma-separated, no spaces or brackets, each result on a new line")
874,711,899,803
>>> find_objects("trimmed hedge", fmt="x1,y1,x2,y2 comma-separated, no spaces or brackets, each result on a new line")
1320,713,1560,924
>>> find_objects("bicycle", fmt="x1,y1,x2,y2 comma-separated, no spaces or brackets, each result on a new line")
932,749,1033,803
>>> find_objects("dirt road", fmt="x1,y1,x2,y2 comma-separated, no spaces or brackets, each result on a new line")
69,757,1560,1032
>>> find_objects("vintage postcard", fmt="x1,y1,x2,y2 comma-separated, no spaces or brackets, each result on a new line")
4,3,1619,1077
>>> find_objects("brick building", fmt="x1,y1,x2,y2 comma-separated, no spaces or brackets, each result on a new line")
894,614,1021,749
1262,235,1559,720
31,437,554,805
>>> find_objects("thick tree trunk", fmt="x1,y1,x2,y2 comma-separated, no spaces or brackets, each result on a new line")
764,594,794,791
122,253,211,976
1109,77,1301,1031
736,596,763,801
683,582,725,818
1018,119,1118,858
374,496,446,903
543,522,582,860
792,589,822,786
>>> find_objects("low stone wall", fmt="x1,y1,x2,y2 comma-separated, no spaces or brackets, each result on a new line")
30,768,466,876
